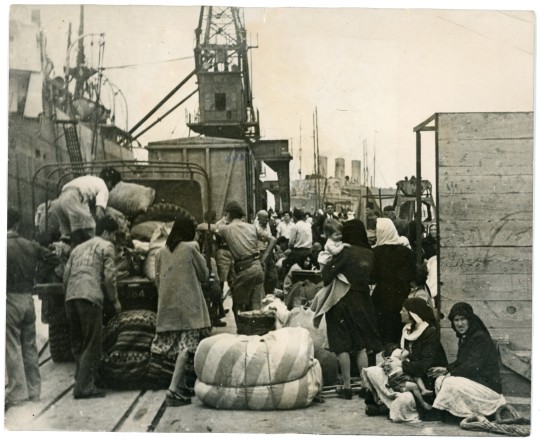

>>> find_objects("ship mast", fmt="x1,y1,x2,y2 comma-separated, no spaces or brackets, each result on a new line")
74,5,85,99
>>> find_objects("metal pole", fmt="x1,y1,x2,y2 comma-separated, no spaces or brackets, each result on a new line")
132,89,198,140
129,68,197,135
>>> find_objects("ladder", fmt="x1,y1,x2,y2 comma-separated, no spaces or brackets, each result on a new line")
61,122,85,176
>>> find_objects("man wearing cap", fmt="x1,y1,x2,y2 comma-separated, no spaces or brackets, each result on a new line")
54,167,121,246
201,201,273,323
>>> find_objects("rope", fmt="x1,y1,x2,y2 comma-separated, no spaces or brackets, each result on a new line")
460,416,530,436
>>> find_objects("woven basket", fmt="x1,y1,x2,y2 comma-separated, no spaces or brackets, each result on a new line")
236,310,276,336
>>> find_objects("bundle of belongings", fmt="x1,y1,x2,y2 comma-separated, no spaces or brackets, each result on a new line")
100,309,197,390
193,327,323,410
35,180,196,282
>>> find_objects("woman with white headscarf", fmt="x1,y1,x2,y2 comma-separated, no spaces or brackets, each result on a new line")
372,218,415,345
362,298,447,422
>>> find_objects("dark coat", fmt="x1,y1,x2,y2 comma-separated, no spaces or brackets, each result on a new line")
372,244,415,344
402,326,448,390
321,246,382,354
448,326,502,393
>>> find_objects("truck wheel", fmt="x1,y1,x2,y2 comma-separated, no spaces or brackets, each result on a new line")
132,203,193,225
48,314,74,363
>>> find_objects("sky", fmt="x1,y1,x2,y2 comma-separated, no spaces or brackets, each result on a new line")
6,1,535,189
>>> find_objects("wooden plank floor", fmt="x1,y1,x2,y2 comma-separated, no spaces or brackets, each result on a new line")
4,296,530,435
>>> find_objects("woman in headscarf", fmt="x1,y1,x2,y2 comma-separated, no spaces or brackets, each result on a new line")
372,218,416,345
318,219,382,399
154,216,211,406
422,222,438,261
362,297,447,422
428,302,506,420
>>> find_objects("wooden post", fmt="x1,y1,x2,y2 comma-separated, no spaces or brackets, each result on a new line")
415,131,423,268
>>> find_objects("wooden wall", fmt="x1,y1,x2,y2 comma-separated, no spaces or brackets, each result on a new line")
436,112,533,357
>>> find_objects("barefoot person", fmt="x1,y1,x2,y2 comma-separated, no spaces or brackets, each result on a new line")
362,297,447,422
382,345,433,410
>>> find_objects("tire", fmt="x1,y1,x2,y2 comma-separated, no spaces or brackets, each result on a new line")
132,203,194,225
48,312,74,363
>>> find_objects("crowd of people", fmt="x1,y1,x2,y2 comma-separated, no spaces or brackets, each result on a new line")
5,169,508,424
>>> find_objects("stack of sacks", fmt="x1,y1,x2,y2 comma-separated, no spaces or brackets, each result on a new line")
194,327,322,410
286,307,339,386
107,181,156,219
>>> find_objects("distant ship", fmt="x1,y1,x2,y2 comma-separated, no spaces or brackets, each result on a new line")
8,6,135,235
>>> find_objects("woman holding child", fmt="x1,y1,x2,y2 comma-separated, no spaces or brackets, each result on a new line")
362,297,447,422
317,219,382,399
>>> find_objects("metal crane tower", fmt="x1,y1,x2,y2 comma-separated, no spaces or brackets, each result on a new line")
187,6,260,140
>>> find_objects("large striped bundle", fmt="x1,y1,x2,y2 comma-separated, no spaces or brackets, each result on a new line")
194,360,322,410
286,307,339,386
101,310,156,388
194,327,314,387
194,327,322,410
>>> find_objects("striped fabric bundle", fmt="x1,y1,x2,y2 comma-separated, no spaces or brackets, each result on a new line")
101,310,157,388
194,327,314,387
194,327,323,410
195,361,322,410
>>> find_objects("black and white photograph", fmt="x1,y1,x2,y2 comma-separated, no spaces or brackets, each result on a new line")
3,0,536,436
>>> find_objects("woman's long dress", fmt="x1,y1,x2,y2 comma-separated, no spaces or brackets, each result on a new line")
372,244,415,344
321,246,382,354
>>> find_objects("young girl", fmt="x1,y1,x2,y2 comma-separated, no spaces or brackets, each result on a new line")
382,344,433,410
317,218,350,270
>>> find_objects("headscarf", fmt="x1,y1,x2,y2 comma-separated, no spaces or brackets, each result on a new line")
400,297,436,347
448,302,490,339
397,236,412,249
342,218,371,249
374,217,402,247
403,297,436,328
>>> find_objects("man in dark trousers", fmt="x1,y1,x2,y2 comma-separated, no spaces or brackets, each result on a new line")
63,215,121,399
5,208,50,410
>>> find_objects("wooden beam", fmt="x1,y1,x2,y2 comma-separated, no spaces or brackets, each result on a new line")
440,223,532,248
439,193,533,220
437,112,533,140
439,273,531,300
440,247,532,274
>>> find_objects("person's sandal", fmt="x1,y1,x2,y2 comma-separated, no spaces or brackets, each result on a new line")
166,389,192,406
336,386,352,400
178,387,195,397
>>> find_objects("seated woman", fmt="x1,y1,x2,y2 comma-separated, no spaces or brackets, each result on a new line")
381,345,433,411
428,302,506,421
282,253,318,295
362,297,447,422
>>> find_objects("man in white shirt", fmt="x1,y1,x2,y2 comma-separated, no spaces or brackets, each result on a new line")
55,167,121,246
276,211,293,241
281,208,313,276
